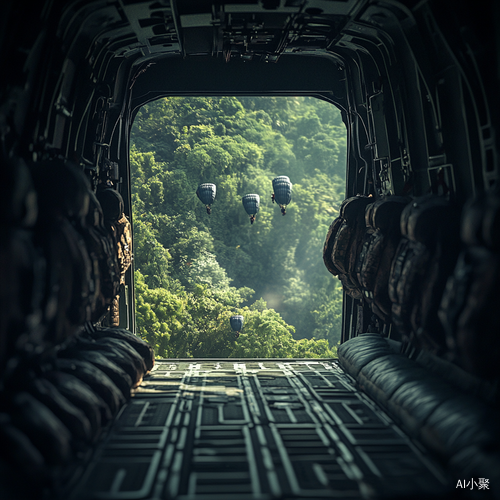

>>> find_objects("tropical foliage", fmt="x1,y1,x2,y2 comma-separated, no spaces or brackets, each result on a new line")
130,96,345,358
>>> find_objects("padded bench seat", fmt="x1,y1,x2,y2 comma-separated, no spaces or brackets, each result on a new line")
338,334,500,497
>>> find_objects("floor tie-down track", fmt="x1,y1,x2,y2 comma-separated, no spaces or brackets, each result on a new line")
71,359,448,499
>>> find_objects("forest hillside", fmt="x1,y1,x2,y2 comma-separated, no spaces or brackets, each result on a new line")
130,96,346,358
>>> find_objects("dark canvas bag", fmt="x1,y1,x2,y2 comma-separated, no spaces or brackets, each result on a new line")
461,189,500,251
388,238,413,338
80,191,120,321
340,195,373,221
440,190,500,378
356,197,409,321
113,213,132,285
332,195,374,280
332,222,354,275
400,194,451,245
367,196,410,233
355,231,376,290
97,188,132,284
389,195,459,349
110,214,132,325
0,229,45,377
97,188,133,325
372,233,401,320
31,160,95,344
323,217,343,276
0,157,44,377
338,273,363,300
359,231,385,292
443,248,500,380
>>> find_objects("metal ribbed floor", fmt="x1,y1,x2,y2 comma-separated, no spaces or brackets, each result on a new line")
71,360,448,499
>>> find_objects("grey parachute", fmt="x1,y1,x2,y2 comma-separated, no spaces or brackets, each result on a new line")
272,176,292,206
230,315,244,338
196,183,216,210
242,194,260,224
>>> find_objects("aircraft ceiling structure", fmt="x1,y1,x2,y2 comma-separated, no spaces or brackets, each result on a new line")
3,0,497,193
1,1,499,499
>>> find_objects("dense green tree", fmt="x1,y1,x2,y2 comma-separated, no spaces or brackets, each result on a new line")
133,218,171,289
135,270,187,357
135,271,336,359
131,96,345,358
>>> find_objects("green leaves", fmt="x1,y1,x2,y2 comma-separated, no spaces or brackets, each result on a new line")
131,96,346,358
133,218,171,289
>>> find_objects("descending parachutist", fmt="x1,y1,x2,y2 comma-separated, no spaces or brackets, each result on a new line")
230,315,244,340
242,194,260,225
196,183,216,215
272,176,292,216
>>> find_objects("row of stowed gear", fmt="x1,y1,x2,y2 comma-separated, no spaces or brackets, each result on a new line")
0,325,155,499
1,157,132,381
323,190,500,383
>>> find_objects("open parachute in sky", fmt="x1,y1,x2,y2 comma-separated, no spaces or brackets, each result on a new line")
272,176,292,215
242,194,260,224
230,315,244,338
196,183,216,214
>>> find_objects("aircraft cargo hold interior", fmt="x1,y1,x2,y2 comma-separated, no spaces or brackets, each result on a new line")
0,0,499,498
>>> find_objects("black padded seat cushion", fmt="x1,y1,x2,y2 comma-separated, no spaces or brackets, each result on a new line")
388,379,456,437
357,355,434,408
420,396,500,459
337,333,395,377
338,334,500,470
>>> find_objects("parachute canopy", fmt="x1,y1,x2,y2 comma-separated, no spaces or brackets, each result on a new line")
272,176,292,206
230,315,244,332
242,194,260,216
196,183,216,206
